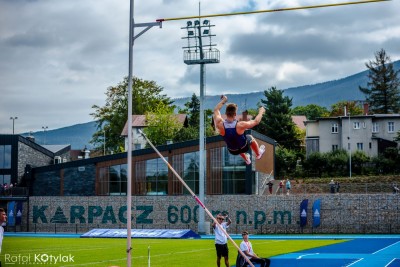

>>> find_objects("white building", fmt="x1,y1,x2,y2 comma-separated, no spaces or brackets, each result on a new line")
305,113,400,157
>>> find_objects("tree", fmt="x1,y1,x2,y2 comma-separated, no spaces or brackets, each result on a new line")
175,94,215,142
257,87,301,150
351,150,369,175
325,149,348,176
359,49,400,114
144,103,183,146
329,101,363,117
181,93,200,127
291,104,329,120
275,147,298,177
302,152,327,177
90,77,173,153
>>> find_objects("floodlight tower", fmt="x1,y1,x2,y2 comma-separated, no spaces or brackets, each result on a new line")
182,19,219,234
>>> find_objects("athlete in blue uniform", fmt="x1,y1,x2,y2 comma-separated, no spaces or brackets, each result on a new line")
214,95,266,165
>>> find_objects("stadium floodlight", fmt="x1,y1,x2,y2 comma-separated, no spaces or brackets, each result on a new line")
10,116,18,134
181,19,219,235
42,126,48,145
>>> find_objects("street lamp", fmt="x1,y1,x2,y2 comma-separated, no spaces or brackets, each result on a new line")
345,105,351,178
182,19,219,234
42,126,48,145
348,112,352,178
103,127,107,156
10,117,18,134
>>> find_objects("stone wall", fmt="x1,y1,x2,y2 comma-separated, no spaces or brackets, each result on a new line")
21,194,400,234
18,142,53,183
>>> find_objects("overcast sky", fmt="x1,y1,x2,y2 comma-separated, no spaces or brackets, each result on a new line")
1,0,399,134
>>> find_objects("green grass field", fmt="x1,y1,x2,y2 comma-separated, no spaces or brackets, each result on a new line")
2,236,345,266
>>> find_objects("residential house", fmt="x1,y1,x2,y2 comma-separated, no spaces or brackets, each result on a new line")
121,114,188,151
305,113,400,157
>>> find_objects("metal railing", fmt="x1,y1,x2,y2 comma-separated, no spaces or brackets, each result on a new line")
0,187,29,197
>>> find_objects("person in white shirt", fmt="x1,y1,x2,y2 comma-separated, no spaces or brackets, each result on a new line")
212,213,232,267
239,231,270,267
0,208,7,255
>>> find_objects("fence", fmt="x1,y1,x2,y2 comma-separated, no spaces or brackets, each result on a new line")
264,182,399,195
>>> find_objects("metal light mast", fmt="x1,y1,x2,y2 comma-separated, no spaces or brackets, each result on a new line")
182,19,219,234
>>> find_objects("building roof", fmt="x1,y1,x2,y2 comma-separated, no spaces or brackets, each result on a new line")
121,114,188,136
42,144,71,154
306,113,400,122
291,115,307,130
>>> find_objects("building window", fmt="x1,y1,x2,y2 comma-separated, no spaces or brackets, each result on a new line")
136,128,141,134
183,152,199,195
134,143,141,150
306,139,319,156
0,145,12,169
222,148,246,194
369,142,372,149
98,164,127,196
353,122,360,129
357,143,363,150
146,158,168,195
332,145,339,151
372,122,379,133
331,123,338,133
388,122,395,133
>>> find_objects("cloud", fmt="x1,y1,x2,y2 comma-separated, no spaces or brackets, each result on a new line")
0,0,399,134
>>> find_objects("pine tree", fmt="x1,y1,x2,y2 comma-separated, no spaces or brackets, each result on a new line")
359,49,400,114
257,86,301,150
174,94,214,142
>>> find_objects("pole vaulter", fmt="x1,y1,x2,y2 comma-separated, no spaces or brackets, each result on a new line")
139,129,255,267
156,0,389,22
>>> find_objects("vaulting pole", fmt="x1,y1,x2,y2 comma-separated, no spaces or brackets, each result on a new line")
156,0,389,22
139,129,255,267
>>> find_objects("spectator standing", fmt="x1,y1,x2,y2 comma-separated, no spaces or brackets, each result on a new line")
212,213,232,267
267,180,273,194
276,180,284,195
329,180,335,194
286,179,291,195
336,182,341,193
392,183,399,194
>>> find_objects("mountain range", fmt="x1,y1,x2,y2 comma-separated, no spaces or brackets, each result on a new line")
23,60,400,149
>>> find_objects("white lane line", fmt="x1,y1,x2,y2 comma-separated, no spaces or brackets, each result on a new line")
345,258,364,267
296,253,320,259
384,258,397,267
373,241,400,254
